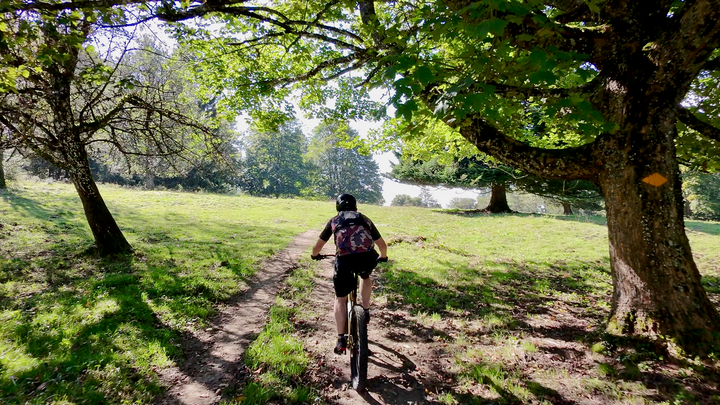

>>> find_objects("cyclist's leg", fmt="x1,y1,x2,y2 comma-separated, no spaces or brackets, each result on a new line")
357,251,377,310
360,277,371,309
334,295,348,333
333,257,354,334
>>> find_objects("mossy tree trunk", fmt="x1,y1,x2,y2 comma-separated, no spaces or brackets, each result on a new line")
63,136,133,255
598,111,720,355
44,43,133,256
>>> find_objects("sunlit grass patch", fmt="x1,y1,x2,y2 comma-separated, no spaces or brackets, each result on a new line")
521,341,538,353
246,303,309,377
437,391,459,405
0,182,330,403
460,361,534,402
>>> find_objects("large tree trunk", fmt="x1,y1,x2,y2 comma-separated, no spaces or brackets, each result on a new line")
561,202,573,215
483,183,512,213
0,148,6,189
599,126,720,355
64,139,133,255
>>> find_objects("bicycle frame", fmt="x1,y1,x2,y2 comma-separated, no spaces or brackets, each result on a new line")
346,272,359,350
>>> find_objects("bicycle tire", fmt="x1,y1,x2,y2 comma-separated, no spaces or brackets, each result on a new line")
350,305,368,392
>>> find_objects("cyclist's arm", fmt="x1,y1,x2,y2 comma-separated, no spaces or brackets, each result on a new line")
312,238,327,256
313,220,333,256
374,237,387,258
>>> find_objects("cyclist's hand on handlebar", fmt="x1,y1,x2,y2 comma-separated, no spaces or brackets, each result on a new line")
377,257,388,263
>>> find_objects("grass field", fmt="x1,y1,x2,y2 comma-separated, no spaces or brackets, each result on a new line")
0,182,330,403
1,181,719,404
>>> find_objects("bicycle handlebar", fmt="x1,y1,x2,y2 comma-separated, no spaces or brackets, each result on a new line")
311,253,389,262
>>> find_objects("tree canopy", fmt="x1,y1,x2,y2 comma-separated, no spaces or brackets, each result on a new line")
240,120,308,197
306,121,384,204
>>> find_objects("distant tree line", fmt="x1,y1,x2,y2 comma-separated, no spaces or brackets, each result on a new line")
7,118,384,204
390,188,441,208
238,119,384,204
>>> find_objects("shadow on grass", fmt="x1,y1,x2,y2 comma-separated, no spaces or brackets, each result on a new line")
0,215,298,403
0,190,60,222
686,220,720,236
378,257,610,341
590,334,720,402
435,209,609,226
553,214,607,226
376,255,720,404
702,275,720,295
1,254,173,403
419,356,580,405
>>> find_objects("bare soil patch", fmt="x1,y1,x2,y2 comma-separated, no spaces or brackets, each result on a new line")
156,230,317,405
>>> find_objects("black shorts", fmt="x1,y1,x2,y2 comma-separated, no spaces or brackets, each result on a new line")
333,250,379,297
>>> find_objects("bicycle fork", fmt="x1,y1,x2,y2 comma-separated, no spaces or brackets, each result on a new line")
346,289,356,354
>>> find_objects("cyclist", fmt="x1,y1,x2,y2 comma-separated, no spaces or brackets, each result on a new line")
311,193,388,354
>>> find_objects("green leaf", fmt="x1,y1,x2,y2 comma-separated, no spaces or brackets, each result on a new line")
517,34,535,42
586,0,601,13
486,18,509,35
415,66,435,86
465,93,489,111
395,55,416,71
396,99,418,121
382,66,397,80
529,71,557,85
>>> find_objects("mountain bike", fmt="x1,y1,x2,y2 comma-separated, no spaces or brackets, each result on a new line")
315,254,369,392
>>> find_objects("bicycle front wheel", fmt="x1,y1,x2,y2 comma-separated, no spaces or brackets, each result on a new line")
350,305,368,392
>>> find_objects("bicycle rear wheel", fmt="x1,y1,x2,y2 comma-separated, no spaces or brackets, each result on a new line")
350,305,368,391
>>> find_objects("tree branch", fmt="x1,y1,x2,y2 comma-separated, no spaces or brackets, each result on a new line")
548,0,595,25
485,78,599,98
252,52,368,88
1,0,146,12
677,107,720,143
78,94,135,139
0,113,64,167
458,117,599,181
502,11,603,59
154,3,364,51
657,0,720,83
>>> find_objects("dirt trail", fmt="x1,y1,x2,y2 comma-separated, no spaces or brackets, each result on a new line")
156,230,317,405
301,244,449,405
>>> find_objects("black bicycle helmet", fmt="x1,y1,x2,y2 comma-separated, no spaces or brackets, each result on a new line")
336,194,357,212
